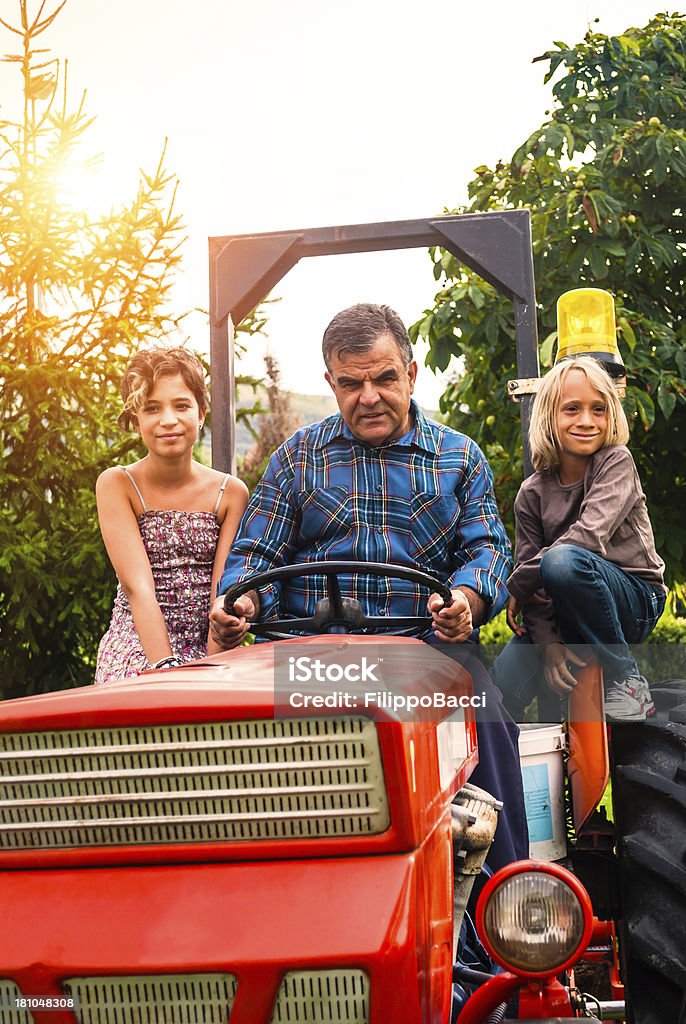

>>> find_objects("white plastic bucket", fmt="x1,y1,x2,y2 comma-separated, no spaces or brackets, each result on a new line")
518,724,567,861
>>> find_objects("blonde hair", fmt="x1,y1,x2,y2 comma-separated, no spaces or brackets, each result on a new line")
118,347,208,431
529,356,630,473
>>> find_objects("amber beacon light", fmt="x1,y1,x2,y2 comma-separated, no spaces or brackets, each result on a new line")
556,287,625,377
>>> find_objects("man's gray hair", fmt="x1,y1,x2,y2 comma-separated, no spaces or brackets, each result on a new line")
322,303,413,371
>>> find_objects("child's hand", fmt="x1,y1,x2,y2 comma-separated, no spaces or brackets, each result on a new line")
506,596,527,636
543,642,586,695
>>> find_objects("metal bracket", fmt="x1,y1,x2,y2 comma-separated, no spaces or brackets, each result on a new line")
507,377,542,402
508,374,627,403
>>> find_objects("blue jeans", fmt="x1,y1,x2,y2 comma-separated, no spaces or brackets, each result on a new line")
492,545,666,721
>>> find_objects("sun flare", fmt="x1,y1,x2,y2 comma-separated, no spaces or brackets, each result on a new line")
52,158,131,220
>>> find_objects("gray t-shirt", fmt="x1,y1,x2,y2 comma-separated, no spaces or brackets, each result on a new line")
507,445,665,645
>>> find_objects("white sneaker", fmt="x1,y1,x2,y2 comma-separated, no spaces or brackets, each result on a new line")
633,676,656,717
605,676,655,722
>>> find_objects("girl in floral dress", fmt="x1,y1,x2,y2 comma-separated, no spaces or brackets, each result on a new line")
94,348,248,683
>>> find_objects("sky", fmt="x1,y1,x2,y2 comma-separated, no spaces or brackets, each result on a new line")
1,0,668,405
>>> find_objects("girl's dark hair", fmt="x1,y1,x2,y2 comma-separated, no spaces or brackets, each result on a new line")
118,347,208,430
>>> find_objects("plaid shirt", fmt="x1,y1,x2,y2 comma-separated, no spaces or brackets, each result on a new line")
219,403,512,621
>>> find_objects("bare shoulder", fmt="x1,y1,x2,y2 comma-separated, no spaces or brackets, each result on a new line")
195,465,248,517
96,465,130,497
225,475,249,502
217,473,249,521
196,464,246,493
96,464,148,520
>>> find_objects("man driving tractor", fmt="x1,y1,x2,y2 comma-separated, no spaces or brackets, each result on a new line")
210,302,528,870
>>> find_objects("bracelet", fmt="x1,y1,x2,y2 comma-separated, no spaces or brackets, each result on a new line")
150,656,183,670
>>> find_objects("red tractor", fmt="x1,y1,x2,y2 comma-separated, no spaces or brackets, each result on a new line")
0,211,683,1023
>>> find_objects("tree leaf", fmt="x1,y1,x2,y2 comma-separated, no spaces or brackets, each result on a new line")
539,330,558,367
562,124,575,157
582,194,599,234
468,284,485,309
634,389,656,430
432,337,454,372
656,134,673,160
417,313,434,340
618,316,637,351
589,246,609,279
485,315,499,347
598,240,626,256
657,385,677,420
618,34,641,55
653,154,669,185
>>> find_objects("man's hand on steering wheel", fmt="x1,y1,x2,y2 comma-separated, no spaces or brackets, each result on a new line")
210,590,259,650
428,588,473,643
212,561,456,644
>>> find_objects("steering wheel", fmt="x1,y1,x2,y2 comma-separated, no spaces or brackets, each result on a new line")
222,560,453,640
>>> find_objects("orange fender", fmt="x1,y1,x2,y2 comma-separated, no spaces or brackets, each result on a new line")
567,662,609,834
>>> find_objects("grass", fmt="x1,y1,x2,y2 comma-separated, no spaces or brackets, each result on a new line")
598,781,614,822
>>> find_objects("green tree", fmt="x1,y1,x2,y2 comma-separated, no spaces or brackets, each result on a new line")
0,1,189,698
412,13,686,586
238,353,300,493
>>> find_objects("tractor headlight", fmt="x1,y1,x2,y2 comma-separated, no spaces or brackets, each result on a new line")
476,862,593,976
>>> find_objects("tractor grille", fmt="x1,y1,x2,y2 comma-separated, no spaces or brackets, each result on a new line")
0,717,388,849
0,972,370,1024
271,970,369,1023
0,981,33,1024
64,973,237,1024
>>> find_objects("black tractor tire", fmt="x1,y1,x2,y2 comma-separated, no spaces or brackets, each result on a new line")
610,681,686,1024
